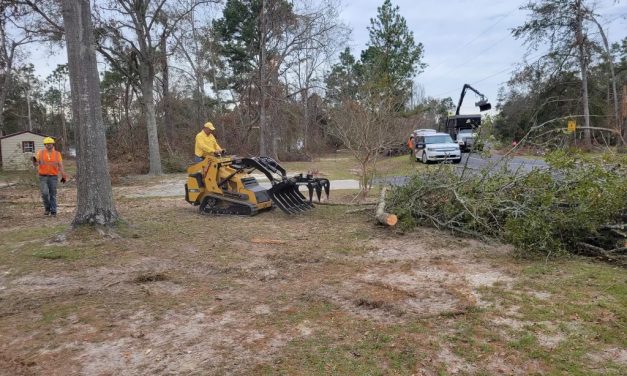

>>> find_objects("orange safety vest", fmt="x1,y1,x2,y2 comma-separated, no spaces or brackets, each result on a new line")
407,138,414,149
37,149,62,176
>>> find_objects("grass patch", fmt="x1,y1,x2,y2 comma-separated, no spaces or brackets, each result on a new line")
1,225,69,245
281,153,359,180
281,152,426,181
374,153,425,178
40,302,81,324
1,166,626,374
32,246,88,261
262,317,432,375
477,259,626,374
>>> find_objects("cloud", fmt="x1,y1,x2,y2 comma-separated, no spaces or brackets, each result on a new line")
339,0,626,110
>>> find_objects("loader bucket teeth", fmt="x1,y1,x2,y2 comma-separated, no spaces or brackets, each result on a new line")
306,183,314,202
268,182,312,214
233,156,330,214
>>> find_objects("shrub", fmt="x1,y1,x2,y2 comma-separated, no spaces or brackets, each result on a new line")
162,152,190,173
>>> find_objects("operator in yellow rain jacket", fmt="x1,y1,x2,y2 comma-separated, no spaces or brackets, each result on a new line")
194,121,225,162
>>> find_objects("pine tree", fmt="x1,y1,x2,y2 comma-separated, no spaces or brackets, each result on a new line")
360,0,425,110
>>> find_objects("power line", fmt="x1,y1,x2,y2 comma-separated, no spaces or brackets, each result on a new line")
429,53,546,99
426,6,519,73
434,32,514,80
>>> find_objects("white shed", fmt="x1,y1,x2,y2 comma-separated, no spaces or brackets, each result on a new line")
0,131,48,170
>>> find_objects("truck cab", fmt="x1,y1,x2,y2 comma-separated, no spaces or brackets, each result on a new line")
444,115,481,153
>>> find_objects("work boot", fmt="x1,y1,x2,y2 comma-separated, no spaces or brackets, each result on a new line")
50,212,57,217
44,210,50,216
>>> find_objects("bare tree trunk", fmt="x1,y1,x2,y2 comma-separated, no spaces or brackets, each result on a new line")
62,0,118,226
576,1,591,148
60,89,68,148
160,35,174,145
190,10,205,125
621,82,627,152
302,91,309,151
139,63,162,175
258,0,268,156
0,17,16,135
0,47,14,134
587,15,621,147
0,72,10,134
25,79,32,131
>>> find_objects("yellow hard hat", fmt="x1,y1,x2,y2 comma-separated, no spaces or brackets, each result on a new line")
203,121,216,130
43,137,55,144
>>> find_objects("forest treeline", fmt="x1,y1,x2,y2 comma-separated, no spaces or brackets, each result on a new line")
1,0,625,175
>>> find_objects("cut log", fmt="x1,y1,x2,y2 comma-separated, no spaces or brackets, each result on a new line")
375,186,398,226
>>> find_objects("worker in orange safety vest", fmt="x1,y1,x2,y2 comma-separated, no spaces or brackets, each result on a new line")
32,137,68,217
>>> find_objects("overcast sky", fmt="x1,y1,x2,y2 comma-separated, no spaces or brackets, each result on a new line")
27,0,626,115
340,0,627,114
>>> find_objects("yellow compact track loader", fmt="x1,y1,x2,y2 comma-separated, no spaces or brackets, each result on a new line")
185,155,330,215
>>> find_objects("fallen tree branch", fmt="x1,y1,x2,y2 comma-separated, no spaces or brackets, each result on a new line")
576,242,626,266
375,186,397,226
608,247,627,255
315,201,377,207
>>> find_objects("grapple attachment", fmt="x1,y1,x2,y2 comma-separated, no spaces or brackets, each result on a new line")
240,156,330,214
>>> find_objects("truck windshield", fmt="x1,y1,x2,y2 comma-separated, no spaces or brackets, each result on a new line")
425,135,454,144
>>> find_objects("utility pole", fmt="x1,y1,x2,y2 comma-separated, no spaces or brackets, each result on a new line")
620,82,627,152
26,75,32,132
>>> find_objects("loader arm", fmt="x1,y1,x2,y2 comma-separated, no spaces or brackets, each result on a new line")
236,156,330,214
455,83,491,115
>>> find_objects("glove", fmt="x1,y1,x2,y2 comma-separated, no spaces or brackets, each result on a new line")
61,175,67,184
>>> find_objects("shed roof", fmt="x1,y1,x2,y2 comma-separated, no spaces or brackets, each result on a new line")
0,131,50,140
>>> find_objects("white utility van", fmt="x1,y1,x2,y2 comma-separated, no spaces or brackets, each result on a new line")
414,132,461,164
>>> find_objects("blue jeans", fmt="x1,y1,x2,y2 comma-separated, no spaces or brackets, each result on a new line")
39,175,58,214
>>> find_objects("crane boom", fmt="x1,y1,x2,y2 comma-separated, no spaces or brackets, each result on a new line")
455,83,491,115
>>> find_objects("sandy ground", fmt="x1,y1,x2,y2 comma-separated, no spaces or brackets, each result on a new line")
0,178,624,375
120,175,361,199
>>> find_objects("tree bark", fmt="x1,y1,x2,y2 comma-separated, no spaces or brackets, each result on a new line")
60,87,68,148
130,0,163,175
0,44,14,135
25,79,32,131
160,35,174,145
61,0,118,226
621,82,627,152
375,186,398,226
588,16,620,145
576,0,591,148
258,0,268,157
139,63,162,175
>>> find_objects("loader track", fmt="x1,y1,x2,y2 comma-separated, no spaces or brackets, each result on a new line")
199,194,260,216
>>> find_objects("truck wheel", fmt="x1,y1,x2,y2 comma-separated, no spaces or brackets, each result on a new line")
453,158,462,164
421,152,429,164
